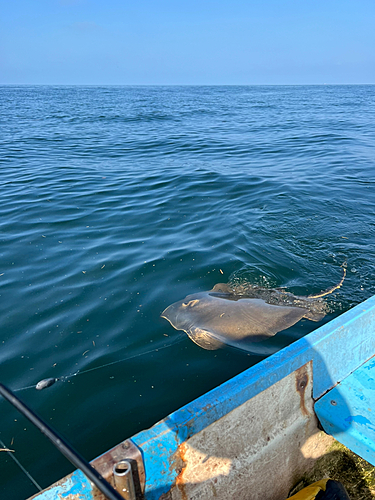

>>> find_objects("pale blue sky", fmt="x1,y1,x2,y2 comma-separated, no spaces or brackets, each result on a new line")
1,0,374,85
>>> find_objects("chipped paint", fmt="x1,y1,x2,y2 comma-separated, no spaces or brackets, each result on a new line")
29,440,143,500
29,471,91,500
161,364,318,499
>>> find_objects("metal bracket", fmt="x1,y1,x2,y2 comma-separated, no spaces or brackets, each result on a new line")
91,439,145,499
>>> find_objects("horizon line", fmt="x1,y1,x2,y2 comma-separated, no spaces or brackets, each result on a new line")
1,82,374,87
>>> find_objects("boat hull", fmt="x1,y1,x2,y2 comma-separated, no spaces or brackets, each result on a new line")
30,295,375,499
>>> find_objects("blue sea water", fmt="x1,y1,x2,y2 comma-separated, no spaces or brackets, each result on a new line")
0,85,374,499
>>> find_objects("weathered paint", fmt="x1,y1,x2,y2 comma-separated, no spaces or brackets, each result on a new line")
163,362,333,500
29,439,144,500
29,295,375,500
29,471,92,500
315,355,375,466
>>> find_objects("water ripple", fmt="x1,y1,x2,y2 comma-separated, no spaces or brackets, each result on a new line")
1,85,375,499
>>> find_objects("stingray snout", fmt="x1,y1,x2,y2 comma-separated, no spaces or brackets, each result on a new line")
161,300,183,327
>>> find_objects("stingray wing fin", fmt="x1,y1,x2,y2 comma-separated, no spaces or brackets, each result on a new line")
302,310,326,322
231,300,309,338
186,327,225,350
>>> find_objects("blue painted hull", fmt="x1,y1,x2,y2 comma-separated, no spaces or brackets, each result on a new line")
30,295,375,500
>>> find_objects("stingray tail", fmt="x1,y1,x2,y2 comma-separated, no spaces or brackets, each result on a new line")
308,263,346,299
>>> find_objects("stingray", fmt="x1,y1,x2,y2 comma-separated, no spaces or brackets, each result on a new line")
161,268,346,352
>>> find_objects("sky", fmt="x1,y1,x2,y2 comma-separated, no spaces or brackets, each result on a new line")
1,0,374,85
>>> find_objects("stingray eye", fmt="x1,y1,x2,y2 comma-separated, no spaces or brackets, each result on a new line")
183,299,199,308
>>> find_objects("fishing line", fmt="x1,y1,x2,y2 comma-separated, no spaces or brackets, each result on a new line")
13,384,39,393
67,333,186,379
12,333,186,392
0,335,186,497
0,437,42,492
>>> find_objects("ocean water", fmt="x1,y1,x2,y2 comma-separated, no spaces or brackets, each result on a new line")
0,85,374,499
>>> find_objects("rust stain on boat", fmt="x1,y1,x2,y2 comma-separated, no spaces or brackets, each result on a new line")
175,442,188,500
296,363,310,417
